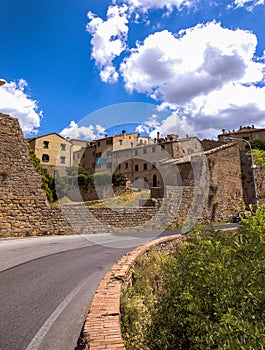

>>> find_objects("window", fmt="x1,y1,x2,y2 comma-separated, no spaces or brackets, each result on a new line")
135,164,139,171
97,141,101,146
125,162,128,169
152,146,156,153
161,144,165,150
152,162,156,169
106,139,113,145
42,154,49,162
60,156,66,164
143,148,147,154
43,141,49,149
135,149,138,156
143,163,148,170
243,136,250,141
119,140,123,146
61,143,66,151
131,142,134,148
96,152,102,158
118,164,121,170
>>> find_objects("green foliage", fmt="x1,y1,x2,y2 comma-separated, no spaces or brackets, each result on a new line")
94,171,112,186
28,146,53,202
249,139,265,151
112,171,127,186
121,250,173,350
251,149,265,167
121,209,265,349
65,165,94,187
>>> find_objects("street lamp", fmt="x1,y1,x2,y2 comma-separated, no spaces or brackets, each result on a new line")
0,79,6,86
225,136,258,207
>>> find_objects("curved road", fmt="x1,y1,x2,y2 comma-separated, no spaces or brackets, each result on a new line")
0,224,237,350
0,234,147,350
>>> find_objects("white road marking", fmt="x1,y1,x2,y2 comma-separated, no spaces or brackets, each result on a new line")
25,278,89,350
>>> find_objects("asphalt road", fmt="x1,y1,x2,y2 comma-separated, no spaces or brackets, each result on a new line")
0,225,237,350
0,234,145,350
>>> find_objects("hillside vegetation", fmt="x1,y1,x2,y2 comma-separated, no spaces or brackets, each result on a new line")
121,206,265,349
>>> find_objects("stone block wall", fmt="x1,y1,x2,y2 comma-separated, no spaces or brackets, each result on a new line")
0,113,74,237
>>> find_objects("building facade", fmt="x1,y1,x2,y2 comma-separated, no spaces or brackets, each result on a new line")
218,125,265,149
28,133,73,176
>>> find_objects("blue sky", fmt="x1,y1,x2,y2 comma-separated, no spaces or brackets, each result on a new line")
0,0,265,140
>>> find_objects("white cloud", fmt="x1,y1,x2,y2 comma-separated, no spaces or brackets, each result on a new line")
119,21,265,137
0,79,42,135
231,0,265,10
120,22,261,103
135,113,161,134
115,0,197,13
86,5,129,83
60,121,106,140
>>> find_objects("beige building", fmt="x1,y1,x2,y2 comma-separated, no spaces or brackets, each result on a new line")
218,125,265,149
78,131,152,175
28,133,72,176
78,131,203,189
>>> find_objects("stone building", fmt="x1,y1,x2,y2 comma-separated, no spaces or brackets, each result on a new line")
28,134,90,176
111,135,201,189
218,125,265,149
78,131,152,175
158,141,244,223
218,125,265,206
28,133,73,176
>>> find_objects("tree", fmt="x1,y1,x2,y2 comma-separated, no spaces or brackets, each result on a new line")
112,171,127,186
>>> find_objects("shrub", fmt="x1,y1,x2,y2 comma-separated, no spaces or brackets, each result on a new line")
112,171,126,186
121,208,265,349
94,172,112,186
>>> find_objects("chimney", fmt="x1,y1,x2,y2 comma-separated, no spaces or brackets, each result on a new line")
122,130,126,135
157,131,160,140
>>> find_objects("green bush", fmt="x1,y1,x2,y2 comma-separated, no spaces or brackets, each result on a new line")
112,171,127,186
121,207,265,349
94,172,112,186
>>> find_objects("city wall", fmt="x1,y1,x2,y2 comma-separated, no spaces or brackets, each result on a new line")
0,113,74,237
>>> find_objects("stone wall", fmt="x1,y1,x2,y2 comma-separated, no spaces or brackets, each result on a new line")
157,143,244,225
66,184,127,202
0,113,74,237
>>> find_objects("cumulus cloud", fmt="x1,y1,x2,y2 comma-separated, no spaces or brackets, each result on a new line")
60,121,106,140
135,114,161,134
0,79,42,135
120,22,261,103
86,5,129,83
118,21,265,137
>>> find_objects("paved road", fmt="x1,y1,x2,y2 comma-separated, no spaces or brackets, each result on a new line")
0,225,237,350
0,234,148,350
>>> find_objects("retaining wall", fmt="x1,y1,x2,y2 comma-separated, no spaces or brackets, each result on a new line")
81,234,186,349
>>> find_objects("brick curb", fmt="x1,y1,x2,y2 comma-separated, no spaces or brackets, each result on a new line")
82,234,185,350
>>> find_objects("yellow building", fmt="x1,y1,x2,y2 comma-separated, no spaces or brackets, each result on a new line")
28,133,72,176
